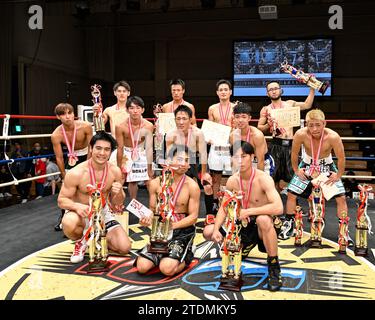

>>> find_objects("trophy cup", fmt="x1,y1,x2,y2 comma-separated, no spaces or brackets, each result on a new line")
148,166,175,254
85,186,109,273
91,84,105,132
338,211,349,254
294,205,304,246
219,190,244,292
153,103,164,151
308,184,325,248
280,59,330,95
354,184,373,256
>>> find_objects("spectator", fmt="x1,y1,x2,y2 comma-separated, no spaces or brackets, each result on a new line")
34,157,46,199
44,158,61,195
0,165,13,198
10,142,31,203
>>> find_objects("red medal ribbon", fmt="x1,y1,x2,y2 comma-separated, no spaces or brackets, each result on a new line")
128,117,144,160
309,131,325,177
239,169,256,209
61,124,78,165
219,102,231,126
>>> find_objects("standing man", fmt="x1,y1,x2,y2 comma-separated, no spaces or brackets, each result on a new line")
93,80,131,137
135,145,200,276
205,79,235,221
58,131,130,263
211,141,284,292
162,79,196,125
166,105,211,185
283,109,349,246
51,103,93,231
257,81,315,192
116,96,154,200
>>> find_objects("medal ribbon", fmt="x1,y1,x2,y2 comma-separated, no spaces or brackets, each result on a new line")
239,168,256,209
309,132,325,177
61,124,78,165
184,128,192,146
219,102,231,126
170,175,186,221
128,117,144,160
171,99,185,112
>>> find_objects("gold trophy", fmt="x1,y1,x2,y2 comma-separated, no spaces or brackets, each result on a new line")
153,103,164,151
148,166,174,254
219,190,244,292
86,187,109,273
338,211,349,254
280,60,330,95
91,84,105,132
294,205,304,246
354,184,373,256
308,184,325,248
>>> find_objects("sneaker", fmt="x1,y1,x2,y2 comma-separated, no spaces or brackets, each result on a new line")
267,262,282,292
21,199,28,204
278,217,295,240
70,239,87,264
35,196,43,200
0,193,3,198
4,192,12,197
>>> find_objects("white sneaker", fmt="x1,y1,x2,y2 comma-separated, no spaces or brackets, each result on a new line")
4,192,12,197
70,239,87,263
35,196,43,200
0,193,3,198
21,199,28,203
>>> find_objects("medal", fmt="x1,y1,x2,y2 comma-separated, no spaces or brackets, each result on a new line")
68,158,77,167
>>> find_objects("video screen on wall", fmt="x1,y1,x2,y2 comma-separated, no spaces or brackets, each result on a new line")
233,38,332,96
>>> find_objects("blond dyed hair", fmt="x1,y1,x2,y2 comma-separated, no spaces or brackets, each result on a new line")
306,109,325,122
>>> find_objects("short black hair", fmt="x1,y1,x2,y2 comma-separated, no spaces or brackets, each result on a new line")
265,80,281,90
169,78,185,89
216,79,232,90
233,102,252,116
90,131,117,152
230,140,255,157
174,105,192,118
126,96,144,109
167,144,190,160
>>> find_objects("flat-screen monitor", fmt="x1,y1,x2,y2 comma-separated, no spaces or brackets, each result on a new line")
233,38,332,96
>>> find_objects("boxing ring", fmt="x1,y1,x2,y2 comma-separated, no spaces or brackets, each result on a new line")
0,113,375,300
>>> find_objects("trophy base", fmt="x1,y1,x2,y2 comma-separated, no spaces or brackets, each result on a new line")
354,247,368,256
309,239,322,248
338,245,347,254
294,239,302,247
148,242,169,254
87,259,110,273
318,81,330,95
219,274,243,292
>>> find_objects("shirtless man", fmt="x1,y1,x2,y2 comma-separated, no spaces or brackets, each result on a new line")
115,96,154,200
135,144,200,276
211,141,284,292
58,131,130,263
205,79,235,224
165,105,211,185
202,102,275,240
101,80,130,136
51,103,93,231
162,79,196,125
283,109,349,248
257,81,315,191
